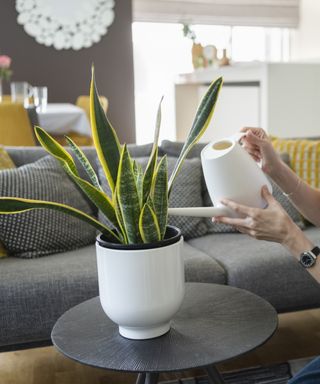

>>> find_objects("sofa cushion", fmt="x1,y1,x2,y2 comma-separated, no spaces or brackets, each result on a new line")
0,156,97,258
272,138,320,189
161,140,207,159
98,156,208,240
0,245,99,349
183,242,226,284
0,146,16,258
0,241,225,349
188,227,320,313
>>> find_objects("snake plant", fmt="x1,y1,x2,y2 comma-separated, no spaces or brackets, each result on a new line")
0,69,223,244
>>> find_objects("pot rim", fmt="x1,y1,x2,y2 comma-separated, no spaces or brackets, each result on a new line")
96,225,182,250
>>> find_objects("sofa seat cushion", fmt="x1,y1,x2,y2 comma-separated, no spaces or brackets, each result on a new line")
184,242,226,284
188,228,320,313
0,245,99,349
0,241,225,349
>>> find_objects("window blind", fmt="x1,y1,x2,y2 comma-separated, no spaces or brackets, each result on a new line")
133,0,300,28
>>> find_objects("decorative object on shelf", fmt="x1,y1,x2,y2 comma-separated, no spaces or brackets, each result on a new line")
15,0,115,50
219,48,230,67
182,23,204,69
0,67,223,340
203,45,218,68
192,43,205,69
0,55,12,103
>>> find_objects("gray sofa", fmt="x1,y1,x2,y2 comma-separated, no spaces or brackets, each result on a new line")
1,144,320,352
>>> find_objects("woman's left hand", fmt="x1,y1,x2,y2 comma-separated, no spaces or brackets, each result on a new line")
214,185,297,244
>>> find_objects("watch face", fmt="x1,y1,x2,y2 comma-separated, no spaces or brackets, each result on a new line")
300,252,316,268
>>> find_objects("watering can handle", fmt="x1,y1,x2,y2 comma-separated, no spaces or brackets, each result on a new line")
230,131,246,143
168,206,231,218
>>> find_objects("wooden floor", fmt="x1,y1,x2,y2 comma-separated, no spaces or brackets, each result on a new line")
1,308,320,384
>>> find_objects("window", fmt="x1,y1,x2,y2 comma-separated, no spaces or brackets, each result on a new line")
132,22,290,144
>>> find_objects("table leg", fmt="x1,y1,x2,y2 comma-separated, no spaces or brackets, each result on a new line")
136,373,146,384
205,365,225,384
145,373,159,384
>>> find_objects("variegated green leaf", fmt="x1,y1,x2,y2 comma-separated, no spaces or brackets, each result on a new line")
35,126,118,228
151,155,168,239
90,66,121,192
65,136,101,190
139,203,161,243
142,97,163,203
35,126,78,175
142,147,158,204
117,145,141,244
112,188,128,244
168,76,223,195
133,160,144,206
0,197,121,242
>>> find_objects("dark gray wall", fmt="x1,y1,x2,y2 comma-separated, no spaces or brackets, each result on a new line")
0,0,136,143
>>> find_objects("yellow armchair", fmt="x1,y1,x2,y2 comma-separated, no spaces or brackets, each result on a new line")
0,103,36,146
76,95,108,120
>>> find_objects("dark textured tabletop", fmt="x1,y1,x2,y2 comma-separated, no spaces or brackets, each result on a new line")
51,283,278,373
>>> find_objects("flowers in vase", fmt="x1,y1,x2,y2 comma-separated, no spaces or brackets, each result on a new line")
0,55,12,81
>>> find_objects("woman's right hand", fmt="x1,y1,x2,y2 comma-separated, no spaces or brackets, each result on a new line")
240,127,282,177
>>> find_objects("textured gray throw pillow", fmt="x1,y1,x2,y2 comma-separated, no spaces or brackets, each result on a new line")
0,156,97,258
98,156,207,240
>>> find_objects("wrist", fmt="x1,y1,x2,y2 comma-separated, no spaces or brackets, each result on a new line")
282,222,314,260
268,157,288,181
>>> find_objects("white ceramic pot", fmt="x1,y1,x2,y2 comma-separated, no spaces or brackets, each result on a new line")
96,226,185,340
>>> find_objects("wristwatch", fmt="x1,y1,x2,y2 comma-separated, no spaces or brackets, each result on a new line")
299,246,320,268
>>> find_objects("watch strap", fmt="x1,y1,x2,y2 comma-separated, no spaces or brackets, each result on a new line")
310,246,320,257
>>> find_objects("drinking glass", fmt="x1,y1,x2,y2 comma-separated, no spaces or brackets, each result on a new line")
33,86,48,112
10,82,33,108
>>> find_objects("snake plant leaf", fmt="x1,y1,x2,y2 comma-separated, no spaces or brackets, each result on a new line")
139,203,161,243
151,155,168,239
168,76,223,196
142,97,163,203
112,188,128,244
117,145,141,244
142,147,158,204
90,67,121,192
35,126,118,227
133,160,144,206
0,197,121,243
65,136,101,190
35,126,78,176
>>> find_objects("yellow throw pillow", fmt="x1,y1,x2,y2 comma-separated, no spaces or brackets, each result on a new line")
272,138,320,189
0,146,16,258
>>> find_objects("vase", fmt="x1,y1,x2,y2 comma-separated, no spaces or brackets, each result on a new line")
96,225,185,340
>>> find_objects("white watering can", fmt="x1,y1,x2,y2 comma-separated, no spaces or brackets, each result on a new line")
168,133,273,218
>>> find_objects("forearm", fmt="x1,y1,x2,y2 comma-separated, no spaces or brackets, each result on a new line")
271,161,320,227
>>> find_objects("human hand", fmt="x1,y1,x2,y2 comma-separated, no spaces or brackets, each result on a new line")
214,186,297,244
240,127,282,177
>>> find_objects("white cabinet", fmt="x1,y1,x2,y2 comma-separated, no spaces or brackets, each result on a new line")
175,62,320,141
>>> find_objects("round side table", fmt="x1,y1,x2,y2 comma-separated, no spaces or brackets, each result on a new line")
51,283,278,384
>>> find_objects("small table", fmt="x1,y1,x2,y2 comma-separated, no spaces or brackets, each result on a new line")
51,283,277,384
38,103,91,136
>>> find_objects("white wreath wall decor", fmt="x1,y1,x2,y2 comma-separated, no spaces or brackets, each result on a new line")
16,0,115,50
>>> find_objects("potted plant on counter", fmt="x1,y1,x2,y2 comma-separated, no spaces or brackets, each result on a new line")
0,69,223,339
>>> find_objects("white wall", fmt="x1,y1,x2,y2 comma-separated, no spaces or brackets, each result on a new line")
291,0,320,60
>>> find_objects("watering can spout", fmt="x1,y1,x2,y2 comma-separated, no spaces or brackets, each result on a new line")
168,206,232,218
